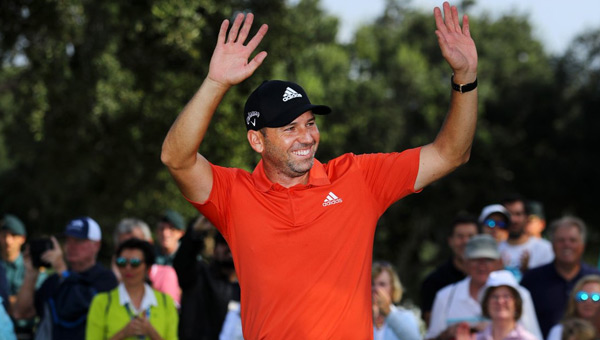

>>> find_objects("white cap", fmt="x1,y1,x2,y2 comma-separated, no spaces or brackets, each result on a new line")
479,270,522,302
478,204,511,224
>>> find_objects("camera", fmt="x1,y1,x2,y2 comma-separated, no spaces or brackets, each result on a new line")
28,238,54,268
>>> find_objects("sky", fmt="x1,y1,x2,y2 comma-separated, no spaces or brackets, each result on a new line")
320,0,600,55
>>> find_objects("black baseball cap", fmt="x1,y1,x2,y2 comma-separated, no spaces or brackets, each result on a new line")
244,80,331,131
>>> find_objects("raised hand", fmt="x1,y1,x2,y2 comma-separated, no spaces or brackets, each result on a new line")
434,2,477,80
207,13,269,87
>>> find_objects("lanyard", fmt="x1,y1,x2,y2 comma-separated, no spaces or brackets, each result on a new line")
124,303,151,340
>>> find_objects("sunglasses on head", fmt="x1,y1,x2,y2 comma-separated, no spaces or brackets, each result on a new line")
575,291,600,303
116,257,143,268
483,219,506,229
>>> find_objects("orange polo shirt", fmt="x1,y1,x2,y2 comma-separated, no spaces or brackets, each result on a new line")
187,148,421,340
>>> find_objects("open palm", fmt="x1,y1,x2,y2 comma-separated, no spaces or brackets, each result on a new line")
434,2,477,75
207,13,269,87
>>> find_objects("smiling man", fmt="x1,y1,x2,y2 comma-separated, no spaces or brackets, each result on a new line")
161,2,478,339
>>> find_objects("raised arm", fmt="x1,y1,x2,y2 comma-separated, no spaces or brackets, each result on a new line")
414,2,478,191
161,13,268,203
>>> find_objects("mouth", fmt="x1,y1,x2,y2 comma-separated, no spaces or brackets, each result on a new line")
291,146,313,158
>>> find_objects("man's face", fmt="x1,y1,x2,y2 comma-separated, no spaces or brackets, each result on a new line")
504,201,527,238
261,111,320,178
64,236,99,267
466,257,497,285
156,222,184,255
553,224,584,266
0,230,26,257
448,223,478,258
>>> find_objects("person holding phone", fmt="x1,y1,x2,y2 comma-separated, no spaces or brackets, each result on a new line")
13,217,117,340
86,238,178,340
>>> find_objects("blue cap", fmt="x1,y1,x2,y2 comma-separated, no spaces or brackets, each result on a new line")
64,217,102,241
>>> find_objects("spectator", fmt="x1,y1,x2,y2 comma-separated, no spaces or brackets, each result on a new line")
426,235,541,340
155,210,186,266
478,204,510,243
421,214,478,325
13,217,118,340
560,318,596,340
0,213,48,338
174,215,240,340
520,216,600,338
466,270,537,339
499,194,554,281
546,275,600,340
372,261,421,340
86,238,178,340
524,201,546,239
113,218,180,305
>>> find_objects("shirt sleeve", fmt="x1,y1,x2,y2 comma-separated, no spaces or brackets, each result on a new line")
184,163,239,239
354,147,421,213
85,293,108,340
386,307,422,340
425,287,449,339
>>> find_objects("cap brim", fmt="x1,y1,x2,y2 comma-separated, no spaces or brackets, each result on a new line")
466,250,500,260
267,103,331,128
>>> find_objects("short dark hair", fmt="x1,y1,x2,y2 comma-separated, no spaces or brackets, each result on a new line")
501,193,529,215
481,285,523,320
450,213,478,236
116,238,155,268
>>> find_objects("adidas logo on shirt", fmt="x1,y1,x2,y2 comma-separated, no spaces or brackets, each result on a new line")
282,87,302,102
322,191,343,207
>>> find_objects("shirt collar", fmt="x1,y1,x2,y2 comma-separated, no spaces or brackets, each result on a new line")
251,158,330,192
118,282,157,315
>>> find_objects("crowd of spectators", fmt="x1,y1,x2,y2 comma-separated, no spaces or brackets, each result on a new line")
1,194,600,340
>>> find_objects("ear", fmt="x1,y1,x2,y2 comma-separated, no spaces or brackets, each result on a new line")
247,130,265,153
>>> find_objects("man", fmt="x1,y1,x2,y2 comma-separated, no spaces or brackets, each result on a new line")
0,214,47,338
155,209,186,266
478,204,510,243
13,217,117,340
525,200,546,239
420,214,478,326
425,234,541,339
499,194,554,281
174,215,239,340
161,3,478,338
521,216,600,338
113,218,180,305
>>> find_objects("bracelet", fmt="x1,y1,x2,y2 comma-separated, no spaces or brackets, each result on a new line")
451,75,477,93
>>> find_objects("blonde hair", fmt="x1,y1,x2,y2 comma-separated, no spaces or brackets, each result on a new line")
564,275,600,319
561,317,596,340
372,261,403,304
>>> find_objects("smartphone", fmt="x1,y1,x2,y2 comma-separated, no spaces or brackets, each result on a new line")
29,238,54,268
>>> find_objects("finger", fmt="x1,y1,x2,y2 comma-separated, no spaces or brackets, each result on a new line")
451,5,461,32
245,23,268,51
462,15,471,37
443,2,454,32
50,236,60,250
246,51,268,74
227,13,245,43
433,7,447,33
236,12,254,44
217,19,229,45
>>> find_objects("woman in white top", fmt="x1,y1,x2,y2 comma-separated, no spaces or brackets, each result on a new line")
546,274,600,340
372,261,421,340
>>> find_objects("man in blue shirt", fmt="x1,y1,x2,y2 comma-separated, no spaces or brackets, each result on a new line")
521,216,600,338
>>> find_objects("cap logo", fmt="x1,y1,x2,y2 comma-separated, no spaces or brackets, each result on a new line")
246,111,260,126
69,220,84,230
282,87,302,102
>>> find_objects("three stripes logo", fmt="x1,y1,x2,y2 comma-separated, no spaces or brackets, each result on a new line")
322,191,343,207
282,87,302,102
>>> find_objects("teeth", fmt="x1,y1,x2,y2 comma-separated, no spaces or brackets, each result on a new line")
293,149,310,156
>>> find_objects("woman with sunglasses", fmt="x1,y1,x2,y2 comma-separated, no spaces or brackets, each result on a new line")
86,238,178,340
546,274,600,340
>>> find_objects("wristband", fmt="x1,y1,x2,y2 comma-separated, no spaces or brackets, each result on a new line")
451,75,477,93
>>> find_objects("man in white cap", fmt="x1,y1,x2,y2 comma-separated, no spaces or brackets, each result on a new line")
13,217,117,340
478,204,510,243
426,234,542,339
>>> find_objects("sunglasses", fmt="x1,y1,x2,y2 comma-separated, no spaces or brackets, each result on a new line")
116,257,143,268
483,219,507,229
575,291,600,303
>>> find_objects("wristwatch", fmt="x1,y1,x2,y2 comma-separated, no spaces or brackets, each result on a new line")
451,75,478,93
